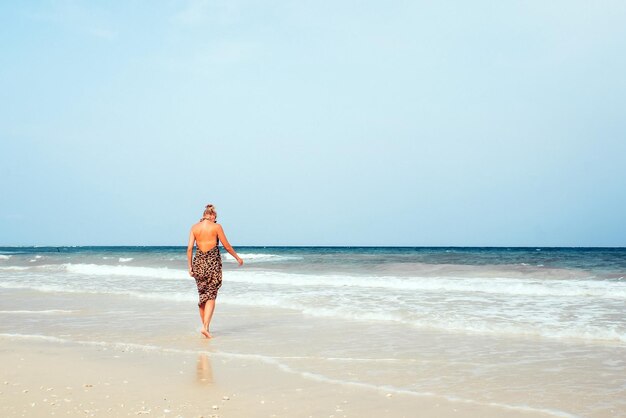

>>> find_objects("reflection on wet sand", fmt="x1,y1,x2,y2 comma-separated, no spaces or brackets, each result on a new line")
196,353,213,385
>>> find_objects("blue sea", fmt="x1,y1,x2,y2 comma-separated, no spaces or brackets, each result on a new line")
1,246,625,417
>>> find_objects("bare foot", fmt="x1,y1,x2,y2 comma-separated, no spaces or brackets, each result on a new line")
200,329,211,339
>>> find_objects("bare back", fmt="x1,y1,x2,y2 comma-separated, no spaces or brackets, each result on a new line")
191,221,220,252
187,214,241,275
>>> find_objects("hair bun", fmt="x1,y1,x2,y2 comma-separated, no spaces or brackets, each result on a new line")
203,204,217,217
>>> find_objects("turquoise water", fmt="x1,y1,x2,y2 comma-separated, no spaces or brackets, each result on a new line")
1,246,625,342
2,245,625,272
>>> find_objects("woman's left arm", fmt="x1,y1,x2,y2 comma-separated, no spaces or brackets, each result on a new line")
217,225,243,266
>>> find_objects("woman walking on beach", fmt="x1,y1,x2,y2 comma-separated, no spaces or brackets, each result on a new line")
187,204,243,338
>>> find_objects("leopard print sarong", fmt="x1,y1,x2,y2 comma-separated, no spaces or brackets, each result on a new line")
192,246,222,306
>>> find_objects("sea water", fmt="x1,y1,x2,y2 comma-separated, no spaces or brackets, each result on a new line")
1,246,625,417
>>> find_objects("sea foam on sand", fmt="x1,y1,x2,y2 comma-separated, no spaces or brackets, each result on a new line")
0,337,567,418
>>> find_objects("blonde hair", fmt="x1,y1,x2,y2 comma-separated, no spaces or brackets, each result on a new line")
203,204,216,217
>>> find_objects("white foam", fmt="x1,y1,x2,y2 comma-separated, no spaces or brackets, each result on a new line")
2,279,621,344
124,290,193,303
0,282,193,302
0,309,78,314
409,316,626,344
63,263,184,279
0,281,69,293
119,257,134,262
225,270,626,300
0,255,11,260
219,294,626,344
3,263,624,345
0,333,68,344
12,263,623,301
222,252,302,263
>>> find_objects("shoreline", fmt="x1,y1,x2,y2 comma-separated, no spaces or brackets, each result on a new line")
1,338,559,418
1,246,623,417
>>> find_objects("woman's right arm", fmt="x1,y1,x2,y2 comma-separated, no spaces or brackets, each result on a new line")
186,229,195,276
217,225,243,266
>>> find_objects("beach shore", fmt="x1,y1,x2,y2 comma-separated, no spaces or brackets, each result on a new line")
1,337,550,418
1,246,624,417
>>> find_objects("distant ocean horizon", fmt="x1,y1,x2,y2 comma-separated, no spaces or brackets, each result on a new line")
2,245,624,247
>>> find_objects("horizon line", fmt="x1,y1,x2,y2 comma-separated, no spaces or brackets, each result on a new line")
1,245,625,249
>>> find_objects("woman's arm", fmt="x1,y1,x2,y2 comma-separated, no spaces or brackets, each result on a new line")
217,224,243,266
186,229,195,276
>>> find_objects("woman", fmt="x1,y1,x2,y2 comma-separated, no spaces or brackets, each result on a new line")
187,204,243,338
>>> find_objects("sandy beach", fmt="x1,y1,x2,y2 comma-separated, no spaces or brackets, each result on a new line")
2,335,556,418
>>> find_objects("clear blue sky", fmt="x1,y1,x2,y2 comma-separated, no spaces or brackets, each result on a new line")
1,1,625,246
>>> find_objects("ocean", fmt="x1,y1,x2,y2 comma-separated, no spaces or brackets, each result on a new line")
1,246,625,417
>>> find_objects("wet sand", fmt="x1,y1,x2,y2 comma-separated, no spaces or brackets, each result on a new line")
0,338,551,418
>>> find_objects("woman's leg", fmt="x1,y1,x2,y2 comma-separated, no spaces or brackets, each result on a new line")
202,300,216,338
199,302,205,323
199,302,210,338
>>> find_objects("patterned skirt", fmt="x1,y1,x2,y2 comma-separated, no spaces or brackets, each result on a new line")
192,246,222,306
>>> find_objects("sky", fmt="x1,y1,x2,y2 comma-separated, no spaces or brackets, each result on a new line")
1,0,625,247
